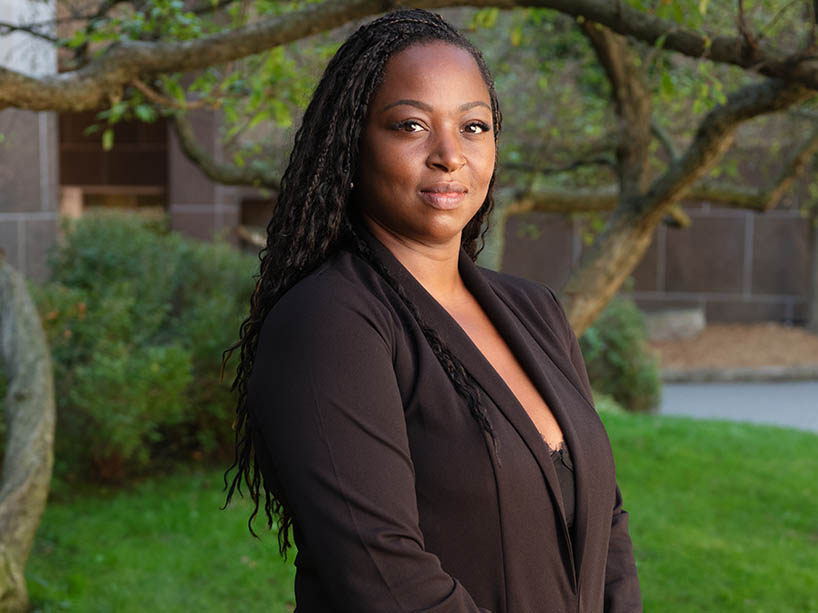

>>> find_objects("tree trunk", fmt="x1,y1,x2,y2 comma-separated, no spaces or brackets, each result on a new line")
561,203,666,334
0,254,56,613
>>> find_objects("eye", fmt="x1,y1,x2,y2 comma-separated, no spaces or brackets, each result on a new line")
464,121,491,134
391,120,425,133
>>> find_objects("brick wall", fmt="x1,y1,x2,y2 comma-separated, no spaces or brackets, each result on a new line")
501,204,811,324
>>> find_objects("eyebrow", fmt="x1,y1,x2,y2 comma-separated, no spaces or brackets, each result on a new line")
380,99,491,113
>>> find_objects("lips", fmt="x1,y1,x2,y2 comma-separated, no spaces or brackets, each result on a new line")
419,182,468,210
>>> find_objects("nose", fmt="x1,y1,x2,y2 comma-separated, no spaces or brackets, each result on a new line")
426,129,465,173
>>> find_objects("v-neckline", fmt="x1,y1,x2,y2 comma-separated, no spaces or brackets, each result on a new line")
437,289,567,451
355,227,588,577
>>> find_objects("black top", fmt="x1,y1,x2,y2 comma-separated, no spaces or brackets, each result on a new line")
550,442,576,536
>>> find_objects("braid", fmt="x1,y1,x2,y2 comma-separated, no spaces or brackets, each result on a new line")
344,222,498,450
222,8,503,555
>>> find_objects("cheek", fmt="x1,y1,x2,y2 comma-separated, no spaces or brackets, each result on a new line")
472,145,496,185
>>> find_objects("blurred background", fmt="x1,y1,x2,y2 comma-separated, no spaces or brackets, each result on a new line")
1,0,817,611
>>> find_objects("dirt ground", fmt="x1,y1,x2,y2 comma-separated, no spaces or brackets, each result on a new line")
649,322,818,370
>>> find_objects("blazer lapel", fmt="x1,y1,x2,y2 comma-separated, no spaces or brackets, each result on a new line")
358,230,578,581
480,266,602,581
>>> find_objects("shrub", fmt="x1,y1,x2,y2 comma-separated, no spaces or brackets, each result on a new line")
31,211,256,482
591,390,626,414
579,297,661,413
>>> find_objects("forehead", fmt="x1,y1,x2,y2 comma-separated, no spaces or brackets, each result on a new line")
371,42,490,108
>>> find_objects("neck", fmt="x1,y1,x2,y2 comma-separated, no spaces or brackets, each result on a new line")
363,217,467,303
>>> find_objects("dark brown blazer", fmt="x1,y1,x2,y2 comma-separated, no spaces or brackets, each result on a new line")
248,231,642,612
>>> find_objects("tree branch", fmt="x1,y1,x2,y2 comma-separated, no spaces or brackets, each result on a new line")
579,20,652,195
0,21,58,44
638,79,811,218
736,0,759,62
171,113,279,189
3,0,818,112
131,79,211,110
561,79,811,333
651,118,680,161
508,120,818,215
502,156,616,175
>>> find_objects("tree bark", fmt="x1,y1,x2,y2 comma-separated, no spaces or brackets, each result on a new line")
0,254,56,613
580,21,652,197
171,114,280,189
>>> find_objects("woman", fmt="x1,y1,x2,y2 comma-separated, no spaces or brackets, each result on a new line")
224,9,642,612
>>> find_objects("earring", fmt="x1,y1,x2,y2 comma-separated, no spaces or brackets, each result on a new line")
350,181,355,189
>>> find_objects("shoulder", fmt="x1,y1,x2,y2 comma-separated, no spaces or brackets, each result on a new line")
478,267,558,306
479,267,570,330
475,265,580,357
259,249,396,355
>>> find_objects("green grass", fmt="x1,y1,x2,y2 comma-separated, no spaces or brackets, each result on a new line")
604,413,818,613
25,467,296,612
25,414,818,612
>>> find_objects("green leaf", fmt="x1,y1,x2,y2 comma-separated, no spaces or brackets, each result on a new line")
510,24,522,47
654,33,668,50
661,71,675,98
102,128,114,151
134,104,157,123
698,0,709,15
672,3,684,23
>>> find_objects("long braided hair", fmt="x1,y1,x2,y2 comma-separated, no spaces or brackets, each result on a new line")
222,8,503,555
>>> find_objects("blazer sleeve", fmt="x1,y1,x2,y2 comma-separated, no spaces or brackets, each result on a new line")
544,288,643,613
248,285,490,613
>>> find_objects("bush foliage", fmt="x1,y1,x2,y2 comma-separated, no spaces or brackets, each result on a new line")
580,297,661,413
30,212,256,481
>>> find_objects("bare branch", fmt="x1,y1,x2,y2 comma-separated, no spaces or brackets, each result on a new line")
4,0,818,113
651,119,680,160
679,124,818,211
736,0,759,61
503,156,616,175
0,21,58,44
665,205,691,228
508,185,619,214
756,0,801,44
131,78,211,110
171,113,279,189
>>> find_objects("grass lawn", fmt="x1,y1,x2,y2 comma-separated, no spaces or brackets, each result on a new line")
26,468,296,612
605,412,818,613
26,413,818,612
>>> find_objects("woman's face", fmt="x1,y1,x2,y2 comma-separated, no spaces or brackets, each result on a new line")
356,41,496,250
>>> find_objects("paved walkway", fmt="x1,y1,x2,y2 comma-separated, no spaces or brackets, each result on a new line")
659,382,818,434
